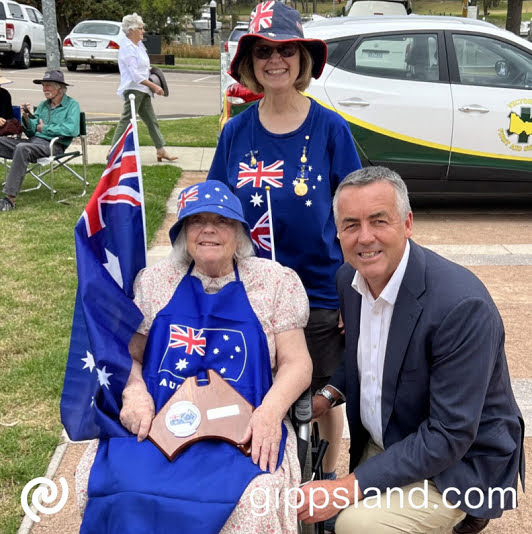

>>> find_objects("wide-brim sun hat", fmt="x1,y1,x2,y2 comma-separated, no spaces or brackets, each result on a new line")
149,67,169,97
0,76,12,85
33,69,72,86
229,1,327,83
169,180,251,244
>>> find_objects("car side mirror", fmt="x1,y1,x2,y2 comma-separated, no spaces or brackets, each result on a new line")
495,60,509,77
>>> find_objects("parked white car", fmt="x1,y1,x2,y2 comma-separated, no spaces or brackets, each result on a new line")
0,0,59,68
222,15,532,196
63,20,124,72
224,22,248,61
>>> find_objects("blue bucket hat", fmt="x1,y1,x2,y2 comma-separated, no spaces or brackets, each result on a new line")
229,1,327,83
169,181,251,244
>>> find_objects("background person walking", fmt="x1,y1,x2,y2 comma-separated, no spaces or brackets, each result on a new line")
110,13,176,162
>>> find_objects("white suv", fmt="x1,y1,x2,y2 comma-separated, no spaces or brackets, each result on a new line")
0,0,57,68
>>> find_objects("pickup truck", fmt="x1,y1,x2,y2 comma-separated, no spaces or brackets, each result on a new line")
0,0,59,68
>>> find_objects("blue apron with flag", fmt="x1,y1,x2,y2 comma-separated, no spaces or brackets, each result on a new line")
81,264,287,534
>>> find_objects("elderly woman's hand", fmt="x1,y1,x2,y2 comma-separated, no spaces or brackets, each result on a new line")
240,404,284,474
120,381,155,441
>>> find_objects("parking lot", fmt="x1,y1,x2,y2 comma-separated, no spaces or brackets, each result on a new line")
2,65,220,120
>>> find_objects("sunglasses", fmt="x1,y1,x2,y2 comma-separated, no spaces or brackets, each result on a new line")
252,43,299,60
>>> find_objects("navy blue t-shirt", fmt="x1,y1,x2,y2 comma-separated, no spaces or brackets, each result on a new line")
208,99,362,308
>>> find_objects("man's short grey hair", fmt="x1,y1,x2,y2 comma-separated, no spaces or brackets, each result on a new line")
333,166,412,222
122,13,144,35
171,221,255,264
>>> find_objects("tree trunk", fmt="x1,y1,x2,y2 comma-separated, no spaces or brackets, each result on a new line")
506,0,523,35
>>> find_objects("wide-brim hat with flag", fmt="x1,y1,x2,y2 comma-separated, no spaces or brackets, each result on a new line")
229,1,327,84
169,181,251,244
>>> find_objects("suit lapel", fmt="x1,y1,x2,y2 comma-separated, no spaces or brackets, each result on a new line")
381,241,426,437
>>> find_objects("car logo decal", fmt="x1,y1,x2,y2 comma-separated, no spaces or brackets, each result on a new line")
498,99,532,153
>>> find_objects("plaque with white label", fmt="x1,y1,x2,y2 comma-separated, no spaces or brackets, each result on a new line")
148,369,253,461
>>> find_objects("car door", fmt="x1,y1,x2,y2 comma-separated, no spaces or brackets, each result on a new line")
316,30,453,187
447,31,532,189
25,7,45,53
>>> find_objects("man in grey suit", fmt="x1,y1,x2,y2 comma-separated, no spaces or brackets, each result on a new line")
298,167,524,534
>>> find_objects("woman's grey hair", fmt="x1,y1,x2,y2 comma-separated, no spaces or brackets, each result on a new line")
238,42,313,94
122,13,144,35
171,221,255,264
333,166,412,222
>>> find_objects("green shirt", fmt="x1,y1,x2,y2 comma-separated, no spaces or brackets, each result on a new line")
24,94,80,148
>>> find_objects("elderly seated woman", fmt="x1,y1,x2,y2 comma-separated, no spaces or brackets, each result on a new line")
77,180,313,534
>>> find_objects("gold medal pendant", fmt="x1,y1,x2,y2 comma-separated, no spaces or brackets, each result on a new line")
294,179,308,197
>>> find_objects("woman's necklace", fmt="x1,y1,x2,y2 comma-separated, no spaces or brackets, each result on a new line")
248,99,315,197
294,136,310,196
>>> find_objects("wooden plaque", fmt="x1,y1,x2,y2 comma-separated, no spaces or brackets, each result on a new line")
148,369,253,461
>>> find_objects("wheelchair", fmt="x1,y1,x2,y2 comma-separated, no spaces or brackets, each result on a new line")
291,388,330,534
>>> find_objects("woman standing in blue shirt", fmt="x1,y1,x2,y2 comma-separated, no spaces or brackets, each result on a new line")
208,2,362,486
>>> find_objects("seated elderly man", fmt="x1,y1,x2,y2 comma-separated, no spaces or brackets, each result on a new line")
76,180,313,533
0,69,80,212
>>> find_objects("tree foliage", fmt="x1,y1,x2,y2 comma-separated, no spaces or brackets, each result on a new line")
30,0,206,40
137,0,205,42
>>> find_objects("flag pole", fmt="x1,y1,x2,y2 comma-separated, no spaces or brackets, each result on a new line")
128,94,147,262
265,186,275,262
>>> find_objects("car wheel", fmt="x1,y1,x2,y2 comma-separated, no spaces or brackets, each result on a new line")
15,42,31,69
66,62,78,72
90,63,101,72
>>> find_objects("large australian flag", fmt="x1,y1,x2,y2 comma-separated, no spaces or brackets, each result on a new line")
60,122,146,441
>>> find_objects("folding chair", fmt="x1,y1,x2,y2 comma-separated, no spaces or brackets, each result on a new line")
4,111,89,202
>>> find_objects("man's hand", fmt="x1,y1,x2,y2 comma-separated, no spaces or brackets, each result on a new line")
239,404,283,473
120,382,155,441
36,119,44,133
298,474,360,524
312,392,332,419
153,85,164,96
0,118,5,127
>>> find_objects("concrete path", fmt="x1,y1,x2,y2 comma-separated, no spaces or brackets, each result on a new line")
86,144,216,171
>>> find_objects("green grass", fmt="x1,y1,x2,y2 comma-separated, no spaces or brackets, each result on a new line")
152,57,220,72
0,164,179,534
103,115,219,148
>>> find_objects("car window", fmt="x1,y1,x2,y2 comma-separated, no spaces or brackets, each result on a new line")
341,33,439,82
7,2,24,20
229,28,248,42
74,22,121,36
32,9,43,24
0,3,6,20
26,8,37,24
326,39,354,66
452,33,532,89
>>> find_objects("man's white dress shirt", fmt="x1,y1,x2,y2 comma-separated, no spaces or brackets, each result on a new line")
352,241,410,448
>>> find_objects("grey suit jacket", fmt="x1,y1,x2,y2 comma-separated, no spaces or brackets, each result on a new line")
331,240,525,518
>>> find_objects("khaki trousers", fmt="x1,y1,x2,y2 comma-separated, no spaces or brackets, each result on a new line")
111,90,165,150
335,440,466,534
